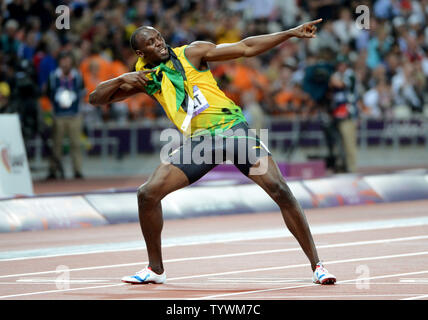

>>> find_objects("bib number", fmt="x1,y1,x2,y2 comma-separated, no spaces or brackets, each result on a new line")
181,86,210,132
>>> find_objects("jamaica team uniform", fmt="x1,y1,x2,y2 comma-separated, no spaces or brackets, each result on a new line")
135,45,270,183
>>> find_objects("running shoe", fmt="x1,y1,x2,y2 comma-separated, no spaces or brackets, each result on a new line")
121,266,166,284
312,262,336,285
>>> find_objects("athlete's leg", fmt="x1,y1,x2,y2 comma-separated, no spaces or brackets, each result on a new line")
247,155,320,271
136,132,218,275
137,163,189,274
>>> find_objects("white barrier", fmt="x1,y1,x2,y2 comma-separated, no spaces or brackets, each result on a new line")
0,114,33,197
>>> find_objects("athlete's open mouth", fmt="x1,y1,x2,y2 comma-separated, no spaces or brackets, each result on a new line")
160,47,168,55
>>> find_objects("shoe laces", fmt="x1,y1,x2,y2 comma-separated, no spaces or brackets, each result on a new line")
315,262,327,273
136,267,150,275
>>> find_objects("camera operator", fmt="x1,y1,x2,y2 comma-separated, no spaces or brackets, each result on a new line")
327,57,359,173
9,59,40,153
302,49,336,170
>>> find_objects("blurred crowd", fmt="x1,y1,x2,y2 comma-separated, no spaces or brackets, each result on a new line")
1,0,428,175
1,0,428,124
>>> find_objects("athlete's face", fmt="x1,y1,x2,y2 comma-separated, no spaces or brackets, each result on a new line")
136,28,169,64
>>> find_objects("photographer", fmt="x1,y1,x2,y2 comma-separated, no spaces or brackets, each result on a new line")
327,57,359,173
0,82,11,114
302,49,336,170
9,59,40,152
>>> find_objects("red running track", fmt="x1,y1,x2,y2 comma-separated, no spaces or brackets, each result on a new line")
0,200,427,300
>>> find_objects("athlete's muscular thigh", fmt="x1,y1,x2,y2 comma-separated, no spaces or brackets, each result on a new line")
246,156,292,204
138,163,190,203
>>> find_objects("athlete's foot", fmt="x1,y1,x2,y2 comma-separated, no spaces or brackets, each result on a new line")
312,262,336,285
121,266,166,284
148,265,164,275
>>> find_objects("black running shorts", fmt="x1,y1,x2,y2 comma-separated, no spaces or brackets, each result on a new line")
165,122,271,184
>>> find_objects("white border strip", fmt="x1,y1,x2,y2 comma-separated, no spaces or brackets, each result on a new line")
1,216,428,261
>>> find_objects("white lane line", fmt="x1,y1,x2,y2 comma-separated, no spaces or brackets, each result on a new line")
188,260,428,300
1,216,428,261
1,234,426,280
402,294,428,300
208,279,309,284
206,281,428,285
0,283,126,299
16,279,113,284
339,270,428,284
399,278,428,283
1,251,428,300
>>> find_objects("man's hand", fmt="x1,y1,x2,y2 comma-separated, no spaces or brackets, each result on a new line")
290,19,323,39
119,70,155,90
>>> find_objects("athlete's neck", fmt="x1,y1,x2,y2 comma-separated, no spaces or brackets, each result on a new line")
145,55,170,69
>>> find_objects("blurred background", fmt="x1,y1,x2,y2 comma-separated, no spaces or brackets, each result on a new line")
1,0,428,193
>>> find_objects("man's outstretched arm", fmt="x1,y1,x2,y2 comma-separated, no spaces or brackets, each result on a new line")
185,19,322,66
89,70,153,105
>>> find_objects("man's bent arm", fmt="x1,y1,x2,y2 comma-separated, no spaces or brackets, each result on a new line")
89,78,134,105
89,70,153,105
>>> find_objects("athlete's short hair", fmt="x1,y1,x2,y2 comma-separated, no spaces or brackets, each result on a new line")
130,26,152,51
130,28,142,51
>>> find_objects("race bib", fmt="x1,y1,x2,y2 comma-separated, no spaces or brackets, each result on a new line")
181,85,210,132
191,85,209,116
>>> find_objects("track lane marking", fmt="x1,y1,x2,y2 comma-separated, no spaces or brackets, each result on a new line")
0,283,126,299
1,251,428,299
402,294,428,300
1,234,427,280
190,268,428,300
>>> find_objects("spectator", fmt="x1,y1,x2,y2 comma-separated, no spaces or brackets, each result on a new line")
18,30,38,61
275,0,300,28
363,78,393,118
109,50,131,123
229,58,269,106
272,65,310,117
241,89,266,131
46,52,85,180
35,40,58,89
0,19,21,57
373,0,400,20
80,46,112,104
5,0,28,26
366,26,394,69
0,0,427,163
215,14,242,44
392,60,425,113
332,7,360,46
308,20,341,55
0,82,12,114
